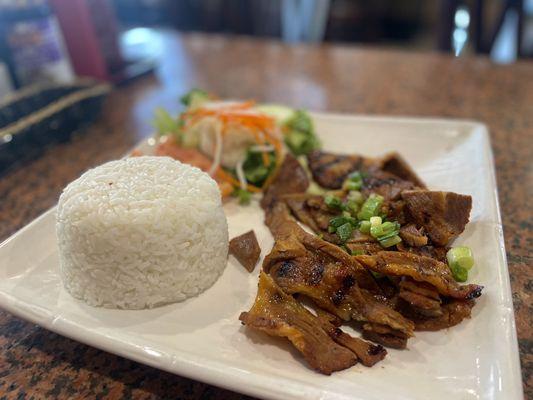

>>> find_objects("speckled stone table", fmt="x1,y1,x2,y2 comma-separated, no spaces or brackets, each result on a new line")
0,32,531,399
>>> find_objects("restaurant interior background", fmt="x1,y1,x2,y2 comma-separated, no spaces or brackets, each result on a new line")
0,0,532,96
0,0,532,173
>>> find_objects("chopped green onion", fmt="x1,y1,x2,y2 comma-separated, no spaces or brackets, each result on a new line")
357,194,384,221
370,224,384,238
232,188,252,205
347,190,364,205
447,246,474,282
359,220,371,234
328,225,336,233
329,215,357,228
343,171,363,191
450,263,468,282
325,195,344,210
380,221,399,234
446,246,474,270
370,216,382,226
348,171,363,180
344,180,361,191
336,223,354,242
345,200,360,215
379,235,402,248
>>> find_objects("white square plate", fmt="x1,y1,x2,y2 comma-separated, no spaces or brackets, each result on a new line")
0,114,523,400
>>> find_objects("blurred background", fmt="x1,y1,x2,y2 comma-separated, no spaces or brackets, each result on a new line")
0,0,532,95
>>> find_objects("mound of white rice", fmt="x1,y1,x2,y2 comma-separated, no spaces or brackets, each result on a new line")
56,156,228,309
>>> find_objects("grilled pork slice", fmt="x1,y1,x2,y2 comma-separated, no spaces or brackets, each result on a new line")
307,150,375,189
263,205,415,345
261,154,309,210
307,150,425,196
398,279,442,318
379,152,427,189
399,224,428,247
314,309,387,367
239,273,360,374
229,230,261,272
396,242,448,263
400,299,475,331
284,193,340,243
361,170,417,201
356,251,483,300
401,190,472,246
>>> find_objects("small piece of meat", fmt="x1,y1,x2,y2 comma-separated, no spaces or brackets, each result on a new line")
362,170,417,201
307,150,374,189
379,152,427,188
229,230,261,272
239,272,358,374
401,190,472,246
385,199,409,225
261,154,309,210
399,278,441,300
402,299,475,331
284,194,339,242
362,323,409,349
399,224,428,247
356,251,483,300
396,242,449,263
315,311,387,367
398,288,442,318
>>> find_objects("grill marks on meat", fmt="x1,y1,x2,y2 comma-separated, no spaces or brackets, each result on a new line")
229,230,261,272
241,148,481,373
402,190,472,246
362,170,417,201
262,206,415,342
307,150,374,189
261,154,309,210
356,251,483,300
398,279,442,318
379,152,427,189
239,273,358,374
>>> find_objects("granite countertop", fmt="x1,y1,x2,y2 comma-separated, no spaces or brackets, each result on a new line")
0,33,531,399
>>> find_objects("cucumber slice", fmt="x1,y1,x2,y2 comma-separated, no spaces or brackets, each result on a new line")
255,104,295,124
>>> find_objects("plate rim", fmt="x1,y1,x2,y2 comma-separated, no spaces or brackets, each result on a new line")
0,113,523,400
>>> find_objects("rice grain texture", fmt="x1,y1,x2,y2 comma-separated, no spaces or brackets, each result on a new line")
56,156,228,309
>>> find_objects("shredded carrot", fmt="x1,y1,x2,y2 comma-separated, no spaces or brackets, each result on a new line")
219,181,234,198
179,100,286,193
216,167,262,193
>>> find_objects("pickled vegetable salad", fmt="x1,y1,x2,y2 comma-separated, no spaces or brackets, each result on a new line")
152,89,320,203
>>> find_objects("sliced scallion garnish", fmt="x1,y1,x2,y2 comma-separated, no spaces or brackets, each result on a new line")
357,194,384,221
447,246,474,282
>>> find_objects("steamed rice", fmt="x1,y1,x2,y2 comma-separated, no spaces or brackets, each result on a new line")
56,156,228,309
